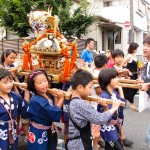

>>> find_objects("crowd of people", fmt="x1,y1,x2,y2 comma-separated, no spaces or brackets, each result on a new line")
0,35,150,150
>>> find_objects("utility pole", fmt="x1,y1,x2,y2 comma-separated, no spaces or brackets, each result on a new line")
129,0,134,43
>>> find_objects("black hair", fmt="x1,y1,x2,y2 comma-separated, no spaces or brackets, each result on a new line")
27,69,49,93
143,35,150,45
128,42,139,54
0,68,13,80
1,49,17,63
94,54,108,68
98,68,118,91
111,49,124,59
85,38,94,46
71,69,93,90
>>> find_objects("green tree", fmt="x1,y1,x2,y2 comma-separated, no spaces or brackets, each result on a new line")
0,0,34,37
58,0,95,38
0,0,95,38
34,0,95,38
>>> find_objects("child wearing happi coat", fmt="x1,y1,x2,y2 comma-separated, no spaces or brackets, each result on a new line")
98,68,125,150
90,53,108,149
67,69,121,150
111,49,134,147
27,69,64,150
0,68,29,150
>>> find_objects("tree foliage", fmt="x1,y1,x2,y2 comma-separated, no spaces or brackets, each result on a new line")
0,0,34,37
58,0,95,38
0,0,95,38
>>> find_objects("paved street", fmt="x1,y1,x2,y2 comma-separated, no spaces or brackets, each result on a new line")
123,95,150,150
18,94,150,150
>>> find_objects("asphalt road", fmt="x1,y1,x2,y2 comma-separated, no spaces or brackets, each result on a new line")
18,94,150,150
123,95,150,150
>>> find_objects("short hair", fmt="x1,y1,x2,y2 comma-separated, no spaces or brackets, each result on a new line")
94,54,108,68
98,68,118,90
0,68,13,81
71,69,93,90
111,49,124,59
85,38,94,46
27,69,49,93
1,49,17,63
128,42,139,54
143,35,150,45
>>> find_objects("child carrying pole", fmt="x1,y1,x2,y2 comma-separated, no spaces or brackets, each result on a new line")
67,69,121,150
27,69,64,150
0,68,29,150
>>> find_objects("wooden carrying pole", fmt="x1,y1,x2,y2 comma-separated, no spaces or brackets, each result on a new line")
10,65,142,89
117,83,142,89
118,79,141,84
13,82,125,106
93,79,142,89
18,72,142,89
5,64,142,90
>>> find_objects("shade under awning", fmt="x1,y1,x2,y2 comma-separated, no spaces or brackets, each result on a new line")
98,22,122,31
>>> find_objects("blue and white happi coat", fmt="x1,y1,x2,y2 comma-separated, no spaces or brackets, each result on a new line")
0,91,28,150
27,94,62,150
97,90,125,142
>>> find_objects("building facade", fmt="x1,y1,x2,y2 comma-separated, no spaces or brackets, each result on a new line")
79,0,150,58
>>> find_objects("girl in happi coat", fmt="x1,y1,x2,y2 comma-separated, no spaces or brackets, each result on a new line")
0,49,17,69
27,69,64,150
0,68,29,150
67,69,121,150
98,68,125,150
0,49,23,82
0,49,24,92
1,49,30,140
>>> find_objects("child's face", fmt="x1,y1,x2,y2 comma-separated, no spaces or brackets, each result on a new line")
0,76,13,94
106,51,111,58
114,55,124,65
34,74,49,95
5,53,16,66
110,77,118,89
81,81,93,98
16,53,21,59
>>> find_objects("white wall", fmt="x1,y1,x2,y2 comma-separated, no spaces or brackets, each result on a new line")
82,21,103,52
0,27,6,40
134,0,147,31
88,0,148,56
94,5,130,24
6,30,35,40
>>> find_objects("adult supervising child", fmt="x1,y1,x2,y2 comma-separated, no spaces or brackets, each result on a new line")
122,43,139,111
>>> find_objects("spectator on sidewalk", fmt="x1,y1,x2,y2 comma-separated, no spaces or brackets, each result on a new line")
106,50,115,68
81,38,96,68
122,43,139,111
